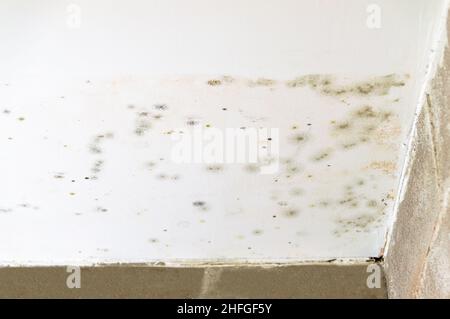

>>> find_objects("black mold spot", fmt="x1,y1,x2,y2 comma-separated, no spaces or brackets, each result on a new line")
186,119,199,126
154,104,168,111
96,206,108,213
193,201,205,207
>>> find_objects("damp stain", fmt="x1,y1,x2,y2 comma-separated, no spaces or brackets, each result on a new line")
366,161,397,175
95,206,108,213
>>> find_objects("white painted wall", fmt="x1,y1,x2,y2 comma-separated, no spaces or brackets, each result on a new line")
0,0,446,265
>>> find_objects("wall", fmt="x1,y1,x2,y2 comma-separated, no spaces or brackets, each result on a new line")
385,4,450,299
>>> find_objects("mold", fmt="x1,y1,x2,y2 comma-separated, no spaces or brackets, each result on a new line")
96,206,108,213
289,188,304,197
88,132,114,154
248,78,277,87
332,105,400,150
186,119,199,126
154,103,168,111
205,164,224,173
334,213,383,237
53,173,65,179
156,173,167,180
207,76,234,86
289,132,309,145
135,115,152,136
91,160,104,174
207,79,222,86
311,148,333,162
145,161,157,170
252,229,263,235
367,200,378,208
193,201,209,211
284,162,302,175
193,201,206,207
283,208,300,218
244,163,260,173
286,74,407,97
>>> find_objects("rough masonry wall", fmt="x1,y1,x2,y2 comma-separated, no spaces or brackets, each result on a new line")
385,10,450,299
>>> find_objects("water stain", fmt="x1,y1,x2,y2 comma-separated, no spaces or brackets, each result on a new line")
367,161,397,175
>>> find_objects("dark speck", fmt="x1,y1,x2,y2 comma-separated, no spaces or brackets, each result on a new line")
154,104,168,111
193,201,206,207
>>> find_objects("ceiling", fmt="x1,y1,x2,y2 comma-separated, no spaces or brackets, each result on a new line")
0,0,447,265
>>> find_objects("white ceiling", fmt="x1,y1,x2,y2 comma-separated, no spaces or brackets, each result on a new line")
0,0,447,265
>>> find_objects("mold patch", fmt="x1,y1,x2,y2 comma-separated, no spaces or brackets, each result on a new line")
286,74,408,97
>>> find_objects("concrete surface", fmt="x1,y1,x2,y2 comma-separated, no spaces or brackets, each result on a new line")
0,262,386,298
